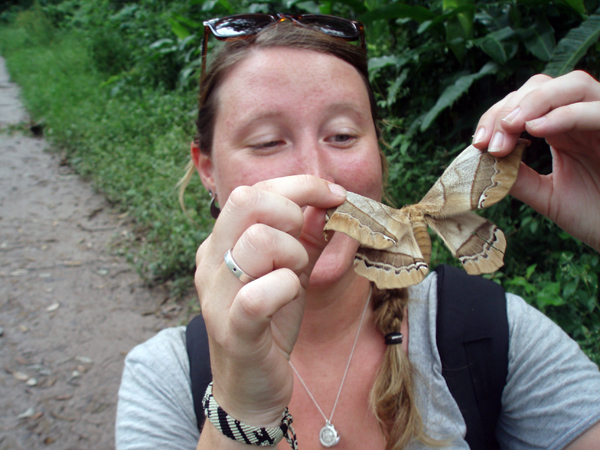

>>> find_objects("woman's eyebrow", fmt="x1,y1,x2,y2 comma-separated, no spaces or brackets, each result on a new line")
232,111,285,135
322,102,371,122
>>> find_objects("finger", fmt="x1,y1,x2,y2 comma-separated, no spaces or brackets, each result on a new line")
473,75,550,151
473,71,600,155
525,101,600,136
509,162,553,218
502,71,600,133
215,185,304,242
254,174,347,209
229,268,302,345
229,224,309,281
487,72,600,156
211,177,346,258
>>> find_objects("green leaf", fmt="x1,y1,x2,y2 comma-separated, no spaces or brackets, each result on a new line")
358,4,434,24
387,69,409,105
516,19,556,61
218,0,234,14
201,0,218,12
530,219,539,234
331,0,368,15
526,264,537,280
317,1,332,15
473,27,516,63
444,0,475,40
560,0,586,16
507,276,529,288
563,280,578,299
171,14,202,29
368,55,408,71
420,61,498,131
537,282,566,307
149,38,174,50
296,1,321,14
167,18,191,40
543,10,600,77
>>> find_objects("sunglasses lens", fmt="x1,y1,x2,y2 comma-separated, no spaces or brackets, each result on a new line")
211,14,275,38
300,15,359,39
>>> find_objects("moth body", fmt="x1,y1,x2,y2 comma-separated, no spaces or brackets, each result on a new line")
401,207,431,265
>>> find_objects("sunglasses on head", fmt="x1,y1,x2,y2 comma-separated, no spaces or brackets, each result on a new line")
200,13,366,84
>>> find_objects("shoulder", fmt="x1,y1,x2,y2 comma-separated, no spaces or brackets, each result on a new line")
118,326,192,409
505,292,597,370
116,326,199,449
124,326,189,371
498,294,600,449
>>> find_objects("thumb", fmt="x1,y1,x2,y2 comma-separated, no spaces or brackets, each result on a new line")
509,162,553,219
297,206,330,284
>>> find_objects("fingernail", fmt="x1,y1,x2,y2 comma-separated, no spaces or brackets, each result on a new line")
502,107,521,124
488,131,504,153
328,183,347,198
473,127,486,144
526,116,547,128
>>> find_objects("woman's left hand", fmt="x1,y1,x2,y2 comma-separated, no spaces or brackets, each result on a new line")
472,70,600,251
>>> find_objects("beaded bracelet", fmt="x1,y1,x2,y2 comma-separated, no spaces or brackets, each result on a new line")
203,382,298,449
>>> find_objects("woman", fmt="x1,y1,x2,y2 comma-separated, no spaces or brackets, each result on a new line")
116,14,600,449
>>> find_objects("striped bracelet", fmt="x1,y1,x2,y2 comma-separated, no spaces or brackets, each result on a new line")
202,382,298,449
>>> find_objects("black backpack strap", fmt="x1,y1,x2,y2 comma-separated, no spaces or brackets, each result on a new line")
434,264,509,450
186,314,212,431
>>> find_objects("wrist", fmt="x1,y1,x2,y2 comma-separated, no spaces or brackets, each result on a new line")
211,381,289,428
203,382,297,449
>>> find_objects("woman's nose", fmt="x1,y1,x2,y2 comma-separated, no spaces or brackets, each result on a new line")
296,142,335,183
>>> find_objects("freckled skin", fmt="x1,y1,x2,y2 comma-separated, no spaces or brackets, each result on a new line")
197,47,383,288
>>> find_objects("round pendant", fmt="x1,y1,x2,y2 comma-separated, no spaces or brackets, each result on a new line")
319,422,340,447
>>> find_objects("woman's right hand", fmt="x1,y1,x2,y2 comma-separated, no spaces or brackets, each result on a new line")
194,175,347,430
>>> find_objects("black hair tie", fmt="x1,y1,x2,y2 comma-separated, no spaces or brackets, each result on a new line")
385,332,403,345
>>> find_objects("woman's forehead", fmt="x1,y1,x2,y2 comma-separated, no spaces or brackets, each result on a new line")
215,47,372,122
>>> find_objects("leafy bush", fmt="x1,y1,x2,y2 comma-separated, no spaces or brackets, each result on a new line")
1,0,598,361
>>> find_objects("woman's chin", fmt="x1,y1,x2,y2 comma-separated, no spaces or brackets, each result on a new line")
307,233,360,288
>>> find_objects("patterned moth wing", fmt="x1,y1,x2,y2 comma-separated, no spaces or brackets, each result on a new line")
425,212,506,276
354,209,430,289
324,140,528,289
324,193,430,289
418,140,527,215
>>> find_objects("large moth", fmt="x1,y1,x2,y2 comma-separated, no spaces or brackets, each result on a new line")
324,140,528,289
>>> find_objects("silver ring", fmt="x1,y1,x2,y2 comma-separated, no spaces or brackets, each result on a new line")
224,249,256,284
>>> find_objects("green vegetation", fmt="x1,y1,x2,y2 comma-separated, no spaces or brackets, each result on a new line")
1,0,598,363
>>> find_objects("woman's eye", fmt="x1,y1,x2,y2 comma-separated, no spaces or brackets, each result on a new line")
329,134,357,145
335,134,352,142
251,140,281,150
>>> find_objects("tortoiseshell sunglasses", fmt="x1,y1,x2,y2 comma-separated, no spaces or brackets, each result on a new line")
200,13,366,84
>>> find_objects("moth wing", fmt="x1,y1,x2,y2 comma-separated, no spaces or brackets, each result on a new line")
324,191,400,249
418,139,528,216
354,215,430,289
426,212,506,275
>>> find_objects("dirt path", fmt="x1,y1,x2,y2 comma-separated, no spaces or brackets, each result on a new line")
0,57,183,449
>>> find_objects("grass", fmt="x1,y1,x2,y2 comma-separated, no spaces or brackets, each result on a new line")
0,24,213,294
0,17,597,364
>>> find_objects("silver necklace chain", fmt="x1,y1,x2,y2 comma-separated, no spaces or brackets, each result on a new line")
288,287,372,447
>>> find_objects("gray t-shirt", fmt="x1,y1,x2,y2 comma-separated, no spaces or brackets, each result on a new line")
116,273,600,449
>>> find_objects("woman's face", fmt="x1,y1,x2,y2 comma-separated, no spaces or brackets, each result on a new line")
195,46,382,287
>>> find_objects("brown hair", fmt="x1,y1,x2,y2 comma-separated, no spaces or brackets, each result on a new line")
178,21,384,210
180,20,438,448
